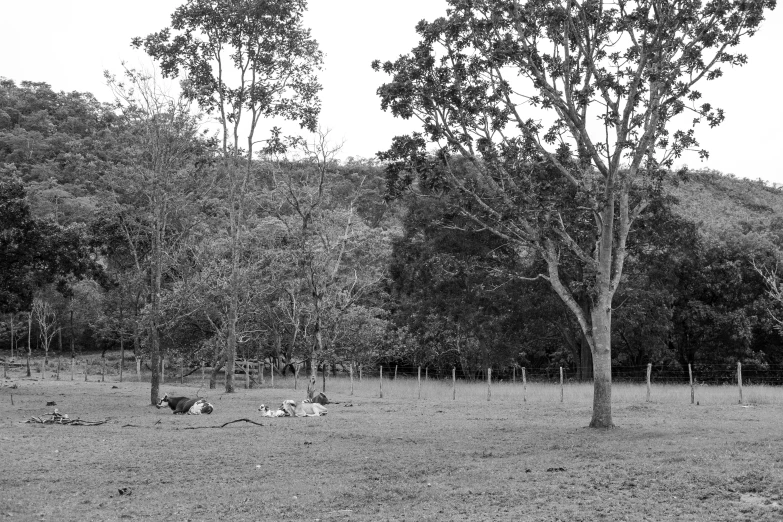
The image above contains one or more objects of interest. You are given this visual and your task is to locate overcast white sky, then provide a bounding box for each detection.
[2,1,781,184]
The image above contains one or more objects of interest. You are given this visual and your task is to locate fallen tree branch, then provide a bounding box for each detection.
[25,411,108,426]
[182,418,264,429]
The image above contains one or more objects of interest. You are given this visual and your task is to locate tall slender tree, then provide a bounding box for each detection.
[32,297,58,373]
[135,0,323,392]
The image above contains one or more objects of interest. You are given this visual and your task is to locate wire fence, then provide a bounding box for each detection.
[7,356,783,385]
[365,363,783,386]
[6,355,783,406]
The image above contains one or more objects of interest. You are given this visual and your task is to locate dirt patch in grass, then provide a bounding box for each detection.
[2,373,783,521]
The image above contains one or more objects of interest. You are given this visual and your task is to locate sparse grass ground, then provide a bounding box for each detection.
[2,358,783,521]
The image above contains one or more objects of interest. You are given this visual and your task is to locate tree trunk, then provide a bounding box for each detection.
[119,306,124,382]
[224,159,243,395]
[133,316,141,360]
[589,305,613,428]
[149,215,163,406]
[10,318,14,360]
[312,321,324,380]
[226,313,236,393]
[149,324,161,404]
[70,305,74,358]
[44,337,49,378]
[26,312,32,377]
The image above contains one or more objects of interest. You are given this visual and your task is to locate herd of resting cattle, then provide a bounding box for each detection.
[155,391,330,417]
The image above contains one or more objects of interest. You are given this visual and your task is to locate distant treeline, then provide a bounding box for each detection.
[1,78,782,380]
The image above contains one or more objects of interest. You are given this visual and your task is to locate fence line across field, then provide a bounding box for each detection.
[0,356,766,406]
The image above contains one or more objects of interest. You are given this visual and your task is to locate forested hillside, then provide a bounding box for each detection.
[387,168,783,380]
[2,78,782,384]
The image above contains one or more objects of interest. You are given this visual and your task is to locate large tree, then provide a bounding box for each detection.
[135,0,323,392]
[374,0,774,427]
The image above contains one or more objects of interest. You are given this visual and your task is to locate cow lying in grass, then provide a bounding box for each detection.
[258,404,287,417]
[258,399,327,417]
[282,399,327,417]
[157,394,214,415]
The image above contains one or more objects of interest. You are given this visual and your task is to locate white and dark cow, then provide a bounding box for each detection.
[187,399,214,415]
[157,394,213,415]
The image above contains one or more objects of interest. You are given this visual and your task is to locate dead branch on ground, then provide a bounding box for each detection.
[25,410,108,426]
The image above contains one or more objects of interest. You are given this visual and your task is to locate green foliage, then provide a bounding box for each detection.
[133,0,323,146]
[0,177,99,313]
[0,81,113,175]
[385,169,783,375]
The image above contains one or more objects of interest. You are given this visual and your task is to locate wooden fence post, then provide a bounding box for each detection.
[646,363,652,402]
[71,357,75,381]
[513,365,516,384]
[379,366,384,399]
[394,365,398,380]
[487,368,492,401]
[737,361,743,405]
[245,361,250,389]
[452,367,456,401]
[322,363,327,393]
[294,365,298,390]
[84,359,88,382]
[161,359,165,384]
[522,367,527,402]
[559,367,564,403]
[359,365,362,382]
[689,363,694,404]
[201,361,205,383]
[270,363,274,388]
[41,359,45,381]
[425,367,428,381]
[350,363,354,396]
[136,358,141,382]
[417,366,421,399]
[101,356,106,382]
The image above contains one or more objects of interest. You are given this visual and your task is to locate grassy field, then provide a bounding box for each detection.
[2,361,783,521]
